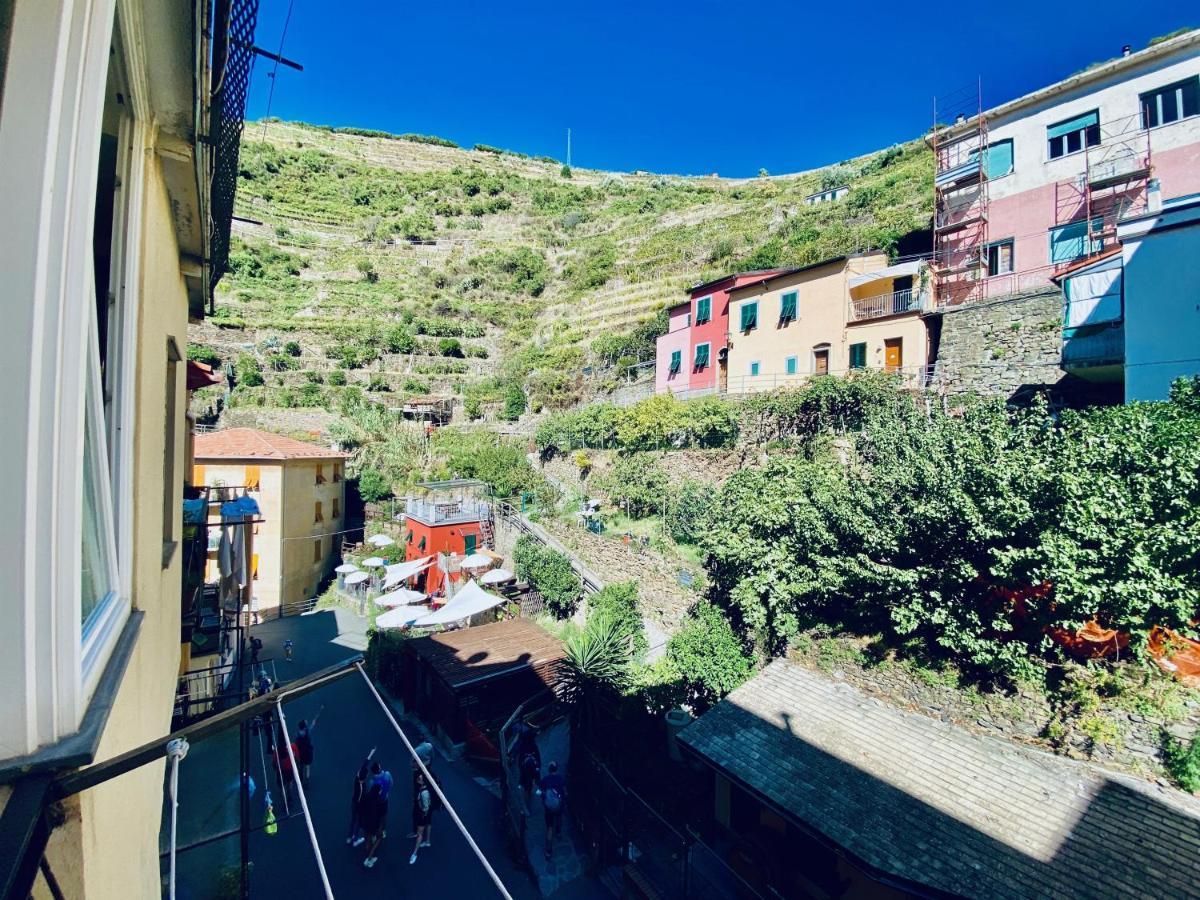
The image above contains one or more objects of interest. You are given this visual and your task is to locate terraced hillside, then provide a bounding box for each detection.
[190,120,933,430]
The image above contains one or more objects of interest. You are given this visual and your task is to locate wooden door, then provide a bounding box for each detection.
[814,349,829,375]
[884,338,902,371]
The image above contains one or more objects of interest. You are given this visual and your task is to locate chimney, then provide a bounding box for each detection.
[1122,44,1132,57]
[955,113,966,125]
[1146,177,1162,214]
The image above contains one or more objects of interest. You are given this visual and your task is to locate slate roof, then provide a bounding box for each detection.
[679,659,1200,900]
[406,619,566,689]
[194,427,347,461]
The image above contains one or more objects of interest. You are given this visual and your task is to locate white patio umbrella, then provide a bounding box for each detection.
[460,552,493,570]
[361,556,387,568]
[367,534,395,547]
[480,567,514,585]
[375,587,427,608]
[413,580,505,627]
[334,563,359,574]
[375,604,429,629]
[344,571,370,586]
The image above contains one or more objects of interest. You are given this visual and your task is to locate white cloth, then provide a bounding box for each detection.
[376,588,426,608]
[460,553,493,569]
[413,580,505,627]
[1067,267,1122,328]
[382,556,433,590]
[480,568,513,585]
[375,605,429,629]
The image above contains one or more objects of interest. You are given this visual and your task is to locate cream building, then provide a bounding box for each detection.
[0,0,258,895]
[727,252,921,392]
[194,429,349,616]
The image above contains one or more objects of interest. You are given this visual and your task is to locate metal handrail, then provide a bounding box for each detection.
[849,288,918,321]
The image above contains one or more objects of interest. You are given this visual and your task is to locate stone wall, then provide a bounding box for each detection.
[933,288,1066,399]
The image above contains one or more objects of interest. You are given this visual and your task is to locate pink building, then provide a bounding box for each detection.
[656,270,788,395]
[933,30,1200,308]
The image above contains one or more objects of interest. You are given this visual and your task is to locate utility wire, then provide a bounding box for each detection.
[259,0,297,143]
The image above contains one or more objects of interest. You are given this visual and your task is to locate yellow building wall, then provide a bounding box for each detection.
[844,315,931,376]
[279,460,345,612]
[726,253,889,392]
[63,142,188,899]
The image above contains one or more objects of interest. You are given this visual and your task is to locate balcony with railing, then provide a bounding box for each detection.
[1062,323,1124,377]
[849,288,919,321]
[404,496,491,526]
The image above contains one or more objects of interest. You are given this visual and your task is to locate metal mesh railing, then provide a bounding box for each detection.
[209,0,259,287]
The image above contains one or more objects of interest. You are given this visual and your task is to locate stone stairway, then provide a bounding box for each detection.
[518,718,588,896]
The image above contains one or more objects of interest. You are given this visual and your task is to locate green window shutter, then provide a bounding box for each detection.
[785,356,797,375]
[697,297,711,323]
[418,535,426,550]
[780,292,798,321]
[1047,111,1098,139]
[850,343,866,368]
[1050,218,1103,264]
[464,534,477,554]
[984,141,1013,178]
[750,361,760,376]
[741,302,758,331]
[669,350,681,372]
[694,344,709,367]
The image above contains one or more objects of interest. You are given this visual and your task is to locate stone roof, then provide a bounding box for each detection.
[193,427,347,461]
[679,659,1200,899]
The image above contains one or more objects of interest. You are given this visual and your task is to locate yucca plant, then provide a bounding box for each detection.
[558,611,636,737]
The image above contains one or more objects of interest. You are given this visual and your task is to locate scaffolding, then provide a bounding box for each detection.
[932,81,989,307]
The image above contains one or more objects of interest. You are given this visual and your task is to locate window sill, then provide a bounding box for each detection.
[0,611,144,783]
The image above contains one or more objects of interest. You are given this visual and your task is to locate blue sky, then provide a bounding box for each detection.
[245,2,1193,178]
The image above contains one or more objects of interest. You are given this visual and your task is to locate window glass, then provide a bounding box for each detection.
[1047,111,1099,159]
[82,385,116,629]
[986,240,1014,276]
[1141,77,1199,128]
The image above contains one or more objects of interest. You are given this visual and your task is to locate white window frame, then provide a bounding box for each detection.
[695,295,712,324]
[0,0,146,755]
[694,341,711,369]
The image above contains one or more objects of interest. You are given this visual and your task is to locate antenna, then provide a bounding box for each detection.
[567,128,572,168]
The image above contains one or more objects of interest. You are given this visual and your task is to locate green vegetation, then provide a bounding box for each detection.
[588,582,647,660]
[664,602,755,713]
[1163,730,1200,792]
[513,535,579,617]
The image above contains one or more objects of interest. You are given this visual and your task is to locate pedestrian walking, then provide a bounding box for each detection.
[362,762,393,869]
[249,635,263,666]
[537,761,567,860]
[283,639,294,662]
[409,742,435,838]
[409,772,434,865]
[347,749,375,846]
[273,742,297,804]
[295,709,322,785]
[518,746,540,811]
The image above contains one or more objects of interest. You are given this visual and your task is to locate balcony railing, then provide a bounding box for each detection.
[1063,323,1124,370]
[849,289,919,322]
[404,497,490,526]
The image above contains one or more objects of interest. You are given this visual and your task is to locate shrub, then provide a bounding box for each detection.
[666,479,714,544]
[588,582,646,660]
[188,345,221,366]
[303,370,324,384]
[513,535,579,618]
[366,375,390,392]
[356,467,391,503]
[297,382,324,406]
[327,369,347,386]
[234,353,263,387]
[355,258,378,283]
[560,164,572,179]
[438,338,464,358]
[599,453,668,519]
[500,383,526,421]
[1163,730,1200,792]
[384,325,417,354]
[666,603,754,712]
[284,340,302,357]
[402,377,430,394]
[565,239,617,290]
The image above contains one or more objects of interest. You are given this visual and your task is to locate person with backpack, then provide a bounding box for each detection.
[295,711,321,785]
[409,772,434,865]
[362,762,393,869]
[537,761,567,860]
[518,746,540,812]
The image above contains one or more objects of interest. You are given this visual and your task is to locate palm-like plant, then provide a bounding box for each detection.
[558,611,636,736]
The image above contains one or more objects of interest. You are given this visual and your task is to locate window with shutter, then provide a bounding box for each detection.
[465,534,477,555]
[314,501,323,523]
[1047,111,1099,159]
[740,302,758,332]
[332,498,340,518]
[785,356,797,375]
[313,540,321,563]
[780,292,798,323]
[694,343,710,368]
[750,361,760,376]
[1141,77,1199,129]
[669,350,681,373]
[1050,219,1103,264]
[315,464,326,485]
[849,343,867,369]
[696,296,712,323]
[244,464,260,491]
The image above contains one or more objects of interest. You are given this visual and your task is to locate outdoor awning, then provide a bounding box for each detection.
[361,556,387,568]
[460,552,493,569]
[186,360,224,391]
[334,563,359,574]
[383,556,433,590]
[480,568,514,585]
[375,604,429,629]
[376,587,427,608]
[848,259,923,289]
[413,580,506,627]
[344,571,370,586]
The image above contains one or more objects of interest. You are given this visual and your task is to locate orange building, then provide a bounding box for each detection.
[403,480,493,596]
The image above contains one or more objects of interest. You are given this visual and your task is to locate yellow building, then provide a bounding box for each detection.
[846,259,933,385]
[0,0,258,895]
[194,429,349,617]
[726,253,932,392]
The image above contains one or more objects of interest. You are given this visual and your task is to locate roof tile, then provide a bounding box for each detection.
[193,427,347,461]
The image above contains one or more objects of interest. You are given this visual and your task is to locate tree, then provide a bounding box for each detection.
[559,610,636,735]
[666,479,714,544]
[384,325,416,355]
[666,603,754,712]
[356,467,391,503]
[513,535,579,618]
[600,453,669,520]
[560,164,572,179]
[438,338,464,358]
[588,582,646,661]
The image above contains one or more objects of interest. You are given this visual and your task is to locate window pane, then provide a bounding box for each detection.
[82,380,115,628]
[1162,89,1180,125]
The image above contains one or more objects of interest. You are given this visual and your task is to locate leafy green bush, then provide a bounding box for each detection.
[297,382,324,406]
[366,375,390,392]
[513,535,579,618]
[500,383,526,421]
[598,453,668,519]
[356,467,391,503]
[588,582,646,660]
[473,247,549,296]
[384,324,417,355]
[188,345,222,366]
[234,353,264,387]
[327,369,347,386]
[438,338,464,358]
[284,340,302,357]
[355,258,378,283]
[666,603,754,712]
[666,479,715,544]
[1163,730,1200,792]
[565,238,617,290]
